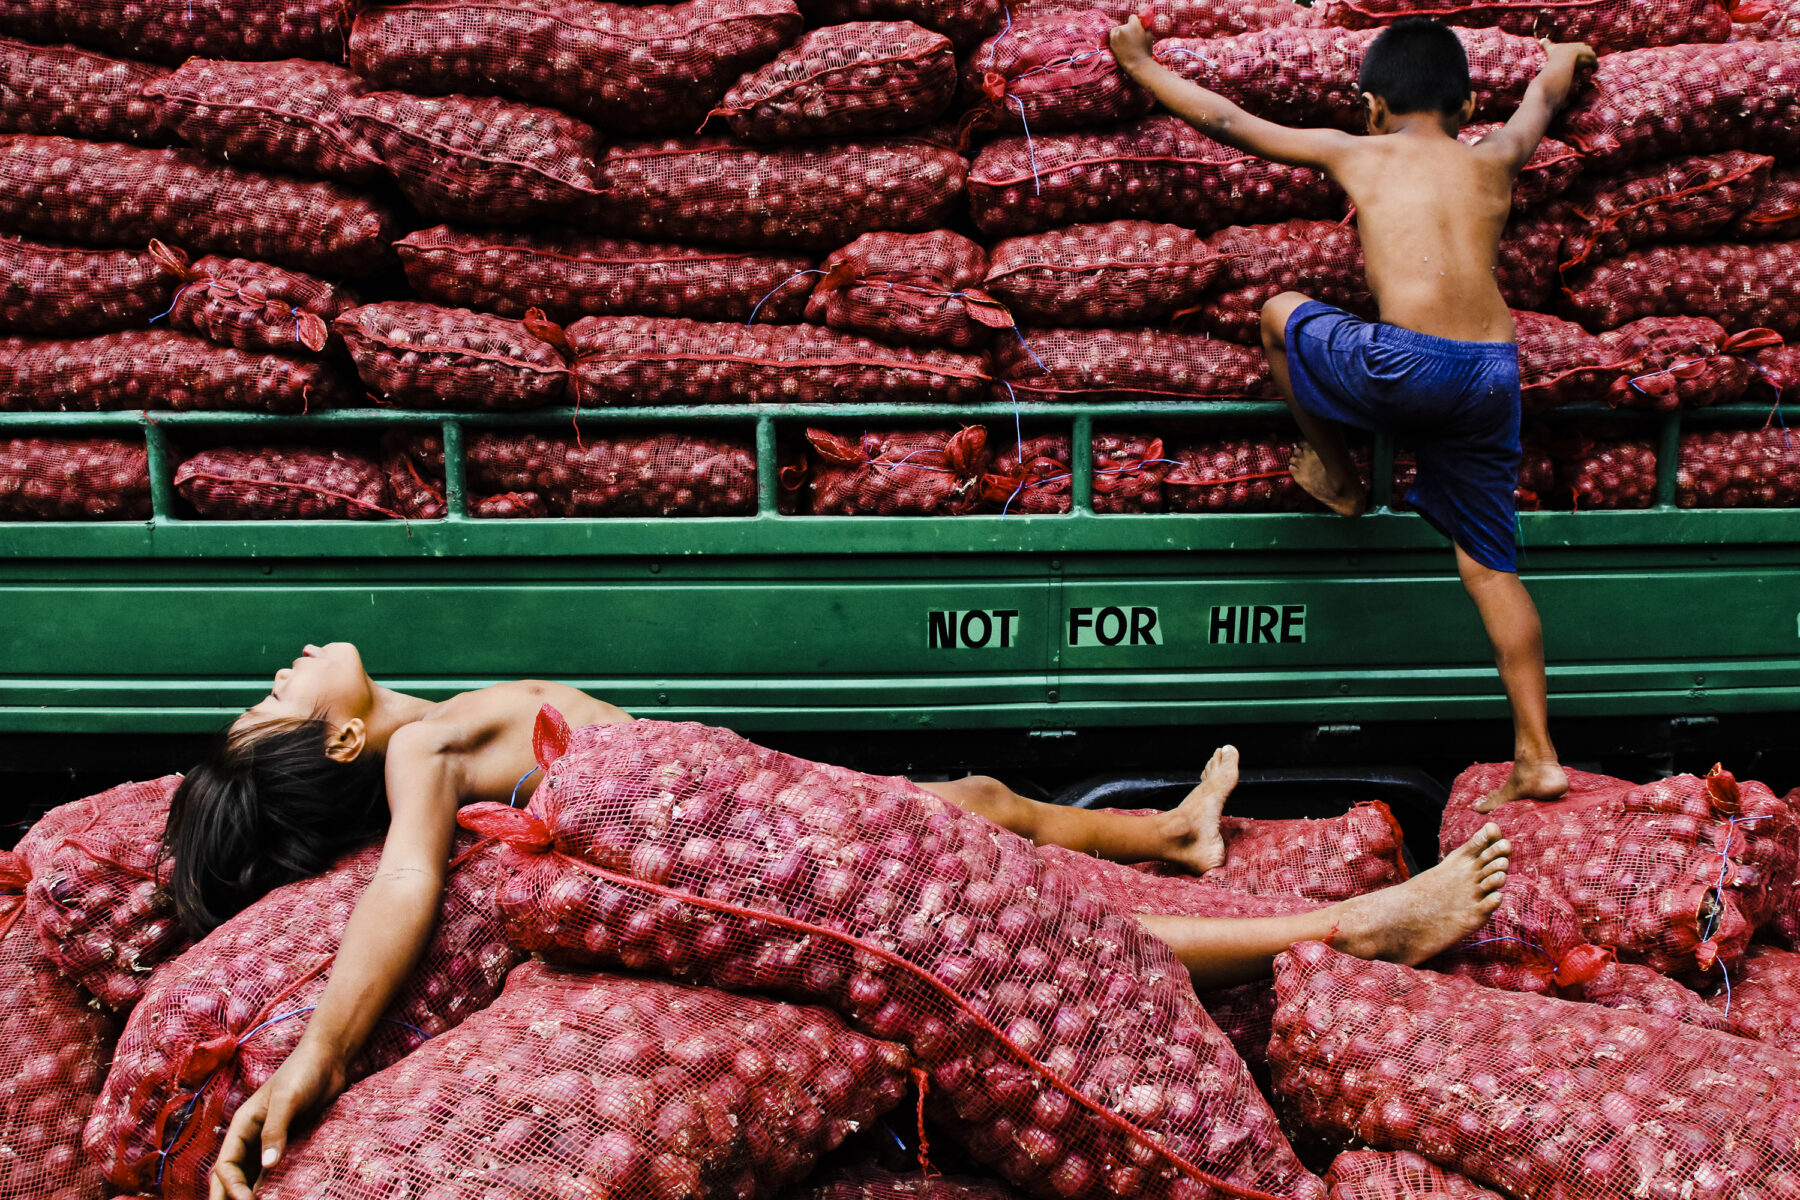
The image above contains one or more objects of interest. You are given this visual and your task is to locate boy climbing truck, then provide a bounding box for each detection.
[1109,16,1597,812]
[195,644,1511,1200]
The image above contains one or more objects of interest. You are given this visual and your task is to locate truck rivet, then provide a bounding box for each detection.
[658,692,669,705]
[649,562,661,574]
[1046,689,1059,701]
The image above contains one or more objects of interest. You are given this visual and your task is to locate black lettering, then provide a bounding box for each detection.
[1210,606,1234,644]
[1130,607,1158,646]
[995,610,1019,649]
[929,611,956,649]
[1252,605,1278,644]
[1069,607,1094,645]
[960,609,993,649]
[1096,606,1126,646]
[1281,604,1306,644]
[1238,605,1252,644]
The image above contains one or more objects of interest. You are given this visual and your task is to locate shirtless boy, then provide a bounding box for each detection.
[196,645,1510,1198]
[1110,17,1594,810]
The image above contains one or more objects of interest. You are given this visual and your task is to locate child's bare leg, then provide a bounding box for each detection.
[1455,544,1569,811]
[1262,291,1367,517]
[918,746,1239,872]
[1140,825,1510,989]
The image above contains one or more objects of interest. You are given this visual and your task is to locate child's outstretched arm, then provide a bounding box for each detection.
[1108,15,1356,171]
[1475,39,1596,174]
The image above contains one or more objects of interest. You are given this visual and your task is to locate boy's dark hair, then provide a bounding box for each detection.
[1358,18,1472,118]
[164,717,388,936]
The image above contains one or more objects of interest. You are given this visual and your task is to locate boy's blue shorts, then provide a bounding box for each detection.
[1284,300,1524,574]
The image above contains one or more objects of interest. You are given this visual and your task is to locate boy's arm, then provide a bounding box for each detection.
[1477,39,1597,174]
[1108,16,1357,171]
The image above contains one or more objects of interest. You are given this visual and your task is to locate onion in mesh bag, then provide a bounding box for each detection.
[1164,436,1306,513]
[1562,241,1800,339]
[0,236,178,336]
[1318,0,1730,53]
[0,330,358,413]
[1322,1151,1507,1200]
[960,9,1152,137]
[1511,309,1634,413]
[983,221,1223,327]
[1595,315,1776,411]
[1192,219,1370,343]
[806,230,1004,349]
[790,0,1002,51]
[0,36,168,143]
[1677,427,1800,508]
[1733,166,1800,241]
[799,426,991,514]
[158,250,359,357]
[335,301,572,411]
[174,446,400,520]
[0,0,350,63]
[146,57,380,183]
[712,20,956,142]
[0,436,149,519]
[992,327,1274,401]
[1557,151,1772,270]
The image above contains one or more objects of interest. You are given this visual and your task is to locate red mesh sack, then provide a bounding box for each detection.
[0,37,168,143]
[1495,209,1571,311]
[459,714,1327,1200]
[351,91,600,224]
[967,116,1338,239]
[1596,316,1776,411]
[1745,0,1800,38]
[335,302,572,411]
[0,330,357,413]
[175,447,400,520]
[1459,123,1582,211]
[1563,241,1800,338]
[1555,42,1800,170]
[569,316,990,406]
[978,433,1172,515]
[0,436,150,519]
[791,1166,1025,1199]
[992,328,1274,401]
[1165,436,1306,513]
[1270,940,1800,1200]
[806,230,1004,349]
[472,490,547,517]
[1440,762,1795,978]
[146,58,380,183]
[1140,0,1324,37]
[961,10,1152,138]
[1192,220,1370,344]
[1152,26,1544,131]
[258,964,910,1200]
[792,0,1001,49]
[160,251,359,357]
[983,221,1223,327]
[381,434,446,520]
[349,0,801,133]
[1322,1152,1505,1200]
[24,776,187,1009]
[87,836,520,1198]
[1558,151,1773,270]
[1201,806,1409,902]
[1707,944,1800,1052]
[1556,435,1657,508]
[1089,433,1170,513]
[1512,309,1634,413]
[1319,0,1730,52]
[712,20,957,142]
[0,137,399,277]
[1677,427,1800,507]
[10,0,350,64]
[800,426,991,514]
[1033,844,1326,921]
[0,237,178,335]
[1570,958,1744,1035]
[589,135,968,250]
[1756,344,1800,402]
[1734,166,1800,241]
[395,227,814,326]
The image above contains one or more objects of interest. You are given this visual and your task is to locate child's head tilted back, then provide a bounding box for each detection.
[1357,18,1474,133]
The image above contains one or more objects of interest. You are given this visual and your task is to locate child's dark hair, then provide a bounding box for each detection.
[164,717,388,936]
[1358,18,1472,118]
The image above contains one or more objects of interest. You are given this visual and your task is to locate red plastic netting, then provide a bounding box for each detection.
[458,713,1325,1200]
[1512,309,1634,413]
[1677,427,1800,507]
[1322,1151,1505,1200]
[797,426,991,514]
[175,446,399,520]
[569,316,991,406]
[961,9,1151,138]
[0,36,167,143]
[1152,26,1543,132]
[88,835,520,1197]
[1572,959,1743,1035]
[983,221,1223,327]
[336,301,572,411]
[350,0,801,133]
[1459,123,1582,211]
[1743,0,1800,38]
[806,230,1004,349]
[1595,316,1775,411]
[1164,436,1306,513]
[1439,762,1795,979]
[1496,209,1572,311]
[161,252,358,357]
[0,855,120,1200]
[1140,0,1324,38]
[1319,0,1730,53]
[147,58,380,183]
[351,91,601,225]
[1563,241,1800,338]
[992,328,1274,401]
[0,0,350,63]
[589,135,968,250]
[0,330,358,413]
[24,776,187,1010]
[978,432,1171,514]
[1557,151,1773,271]
[1735,166,1800,241]
[0,436,149,519]
[1708,944,1800,1052]
[1554,42,1800,170]
[259,963,911,1200]
[473,490,546,517]
[1086,434,1170,513]
[1270,939,1800,1199]
[1756,344,1800,402]
[967,116,1338,239]
[1191,219,1369,344]
[1556,435,1657,508]
[713,20,956,142]
[1035,845,1326,922]
[381,433,446,520]
[790,1166,1026,1199]
[0,137,399,277]
[0,236,178,335]
[792,0,1001,50]
[395,227,814,326]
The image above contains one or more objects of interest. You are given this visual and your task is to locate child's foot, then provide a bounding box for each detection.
[1475,758,1570,812]
[1289,445,1367,516]
[1158,745,1238,874]
[1332,825,1510,966]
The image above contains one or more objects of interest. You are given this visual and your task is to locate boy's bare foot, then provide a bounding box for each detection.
[1289,445,1367,516]
[1158,745,1238,874]
[1475,758,1570,812]
[1332,824,1509,966]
